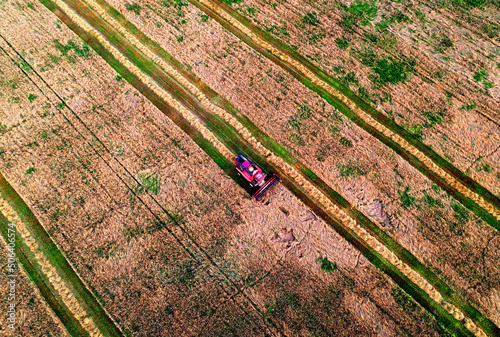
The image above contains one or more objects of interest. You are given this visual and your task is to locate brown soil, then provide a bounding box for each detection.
[0,1,448,335]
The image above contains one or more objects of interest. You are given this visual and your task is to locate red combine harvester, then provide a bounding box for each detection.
[234,152,280,201]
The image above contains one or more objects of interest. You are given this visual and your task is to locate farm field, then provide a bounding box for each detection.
[79,0,500,329]
[0,0,499,336]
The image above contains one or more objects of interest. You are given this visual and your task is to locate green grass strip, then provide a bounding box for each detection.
[38,0,496,335]
[186,0,500,233]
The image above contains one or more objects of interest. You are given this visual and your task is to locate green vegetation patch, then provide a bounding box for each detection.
[265,25,289,37]
[460,102,476,111]
[308,32,326,45]
[398,186,415,208]
[125,2,141,14]
[353,50,415,85]
[422,109,446,127]
[161,0,188,9]
[318,256,338,273]
[473,69,488,82]
[1,79,18,89]
[339,136,352,146]
[355,48,378,67]
[302,12,320,26]
[477,164,491,173]
[451,0,490,9]
[473,69,494,89]
[339,71,358,87]
[451,203,470,224]
[25,166,36,175]
[296,101,312,119]
[53,39,92,58]
[372,57,415,85]
[335,38,350,50]
[437,36,454,52]
[27,93,37,102]
[222,0,242,5]
[341,1,378,26]
[19,59,31,71]
[338,162,366,177]
[7,96,20,104]
[134,173,161,195]
[385,10,411,24]
[422,192,443,208]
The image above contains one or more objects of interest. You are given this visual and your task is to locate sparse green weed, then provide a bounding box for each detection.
[25,166,36,174]
[125,3,141,14]
[398,186,415,208]
[338,163,366,177]
[302,12,320,26]
[318,256,337,273]
[134,173,161,195]
[335,38,350,50]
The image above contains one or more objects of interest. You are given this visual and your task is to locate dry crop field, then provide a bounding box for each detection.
[227,0,500,191]
[0,0,499,336]
[98,0,500,327]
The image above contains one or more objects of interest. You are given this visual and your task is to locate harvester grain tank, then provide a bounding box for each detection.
[234,152,280,201]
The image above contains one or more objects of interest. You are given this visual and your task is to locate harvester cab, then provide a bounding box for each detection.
[234,152,280,201]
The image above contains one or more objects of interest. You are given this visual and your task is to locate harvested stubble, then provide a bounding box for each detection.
[194,0,500,224]
[57,0,487,335]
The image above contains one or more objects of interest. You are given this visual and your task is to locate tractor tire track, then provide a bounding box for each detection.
[185,0,500,232]
[39,0,498,335]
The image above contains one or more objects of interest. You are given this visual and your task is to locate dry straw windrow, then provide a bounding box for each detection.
[0,198,102,337]
[47,0,486,336]
[48,0,235,161]
[196,0,500,223]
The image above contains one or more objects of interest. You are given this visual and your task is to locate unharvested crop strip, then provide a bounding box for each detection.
[41,0,493,335]
[186,0,500,231]
[70,1,500,335]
